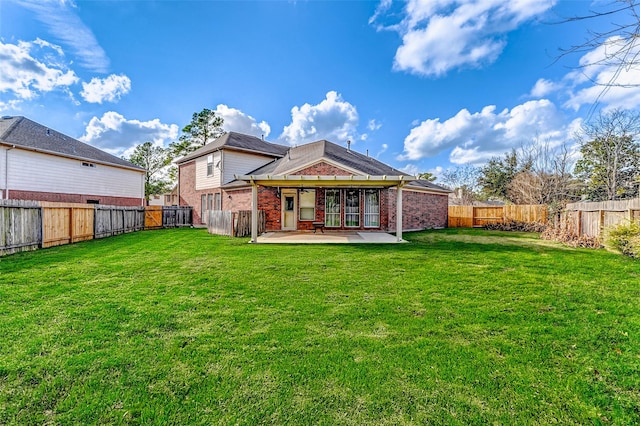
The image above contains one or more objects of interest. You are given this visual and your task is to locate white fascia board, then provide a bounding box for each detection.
[234,174,417,187]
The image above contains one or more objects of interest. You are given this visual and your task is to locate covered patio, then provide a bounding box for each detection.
[256,231,405,244]
[235,174,416,243]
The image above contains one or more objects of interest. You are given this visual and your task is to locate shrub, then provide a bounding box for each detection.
[540,221,602,249]
[484,220,547,233]
[605,222,640,258]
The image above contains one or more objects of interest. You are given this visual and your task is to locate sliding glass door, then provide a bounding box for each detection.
[345,190,360,227]
[325,189,340,227]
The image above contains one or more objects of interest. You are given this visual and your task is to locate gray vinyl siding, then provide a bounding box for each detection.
[6,148,143,198]
[195,151,222,190]
[222,151,275,185]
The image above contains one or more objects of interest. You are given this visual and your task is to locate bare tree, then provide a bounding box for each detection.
[507,141,578,206]
[441,165,481,205]
[558,0,640,110]
[574,109,640,200]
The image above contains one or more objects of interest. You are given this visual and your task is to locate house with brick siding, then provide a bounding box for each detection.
[1,116,145,206]
[177,131,450,241]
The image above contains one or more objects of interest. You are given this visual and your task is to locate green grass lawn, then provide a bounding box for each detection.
[1,228,639,425]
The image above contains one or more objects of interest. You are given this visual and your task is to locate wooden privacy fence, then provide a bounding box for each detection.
[41,202,95,247]
[1,200,193,256]
[448,204,548,228]
[207,210,266,237]
[0,199,42,256]
[561,198,640,238]
[95,205,145,239]
[163,206,193,228]
[145,206,193,230]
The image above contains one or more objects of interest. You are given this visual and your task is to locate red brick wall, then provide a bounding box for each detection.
[258,187,281,231]
[257,187,393,231]
[178,159,448,231]
[387,189,448,231]
[225,189,251,211]
[292,162,354,176]
[178,161,197,209]
[178,161,255,224]
[6,190,142,206]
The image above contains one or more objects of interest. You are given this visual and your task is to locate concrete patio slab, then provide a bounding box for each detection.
[255,231,404,244]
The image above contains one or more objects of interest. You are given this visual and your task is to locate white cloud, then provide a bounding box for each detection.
[80,74,131,104]
[278,91,359,145]
[80,111,179,156]
[529,78,561,98]
[0,39,79,101]
[14,0,109,73]
[214,104,271,138]
[400,99,570,164]
[429,165,445,178]
[563,36,640,111]
[376,143,388,158]
[371,0,556,77]
[400,163,420,176]
[367,119,382,131]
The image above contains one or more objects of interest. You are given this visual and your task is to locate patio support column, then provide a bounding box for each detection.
[396,183,403,242]
[251,181,258,243]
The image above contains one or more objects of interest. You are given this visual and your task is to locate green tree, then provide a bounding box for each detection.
[418,172,437,182]
[170,108,225,159]
[575,109,640,201]
[126,142,172,204]
[479,149,520,200]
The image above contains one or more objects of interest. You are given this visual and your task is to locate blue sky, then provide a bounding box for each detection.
[2,0,639,178]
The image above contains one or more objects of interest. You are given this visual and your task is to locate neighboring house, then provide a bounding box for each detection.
[148,186,179,206]
[177,132,450,239]
[0,116,145,206]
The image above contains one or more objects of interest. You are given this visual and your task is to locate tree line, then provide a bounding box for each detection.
[439,109,640,208]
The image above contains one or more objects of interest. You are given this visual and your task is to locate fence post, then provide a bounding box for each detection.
[599,209,605,237]
[576,210,582,237]
[69,207,74,244]
[232,212,236,237]
[40,206,45,248]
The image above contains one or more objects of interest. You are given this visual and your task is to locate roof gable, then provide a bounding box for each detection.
[0,116,143,171]
[248,139,409,176]
[290,160,357,176]
[176,131,289,163]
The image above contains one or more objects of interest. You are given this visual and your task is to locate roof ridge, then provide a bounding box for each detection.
[0,116,24,141]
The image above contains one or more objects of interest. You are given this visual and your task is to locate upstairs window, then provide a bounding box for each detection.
[206,155,214,176]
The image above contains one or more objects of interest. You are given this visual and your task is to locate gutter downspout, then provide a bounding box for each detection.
[4,145,15,200]
[177,164,180,206]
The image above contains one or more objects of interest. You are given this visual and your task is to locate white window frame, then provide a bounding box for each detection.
[344,189,360,228]
[201,194,206,224]
[364,189,380,228]
[325,189,341,227]
[298,189,316,221]
[207,154,214,176]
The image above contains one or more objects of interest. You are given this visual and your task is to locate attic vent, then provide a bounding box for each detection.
[82,162,96,168]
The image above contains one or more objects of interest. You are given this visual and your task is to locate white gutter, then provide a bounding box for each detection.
[3,145,15,199]
[234,174,417,186]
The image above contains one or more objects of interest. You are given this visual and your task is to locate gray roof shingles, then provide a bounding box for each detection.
[0,116,144,171]
[176,131,289,163]
[232,138,451,193]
